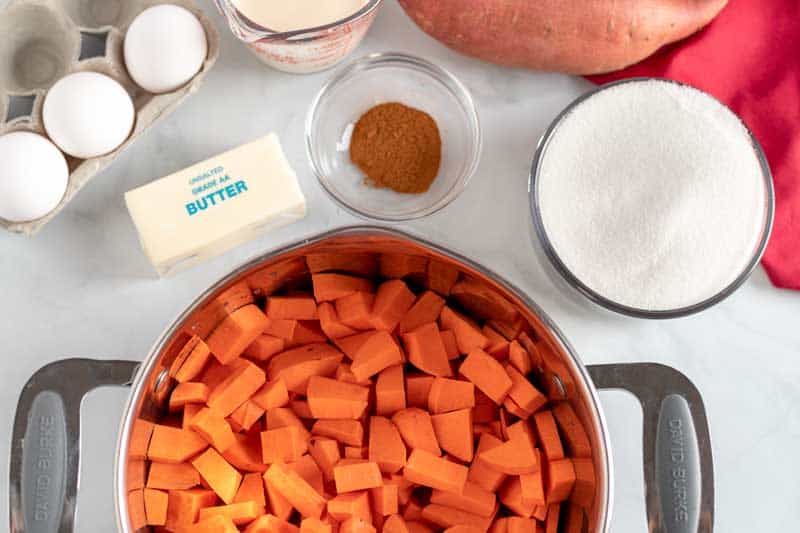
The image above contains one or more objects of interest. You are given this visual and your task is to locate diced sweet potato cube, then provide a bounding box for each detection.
[551,403,592,458]
[459,349,513,405]
[309,437,341,482]
[267,344,343,394]
[371,484,399,516]
[376,365,406,416]
[533,410,565,461]
[350,330,405,382]
[368,416,407,474]
[506,366,547,417]
[229,400,265,433]
[334,461,383,493]
[508,341,532,375]
[371,280,416,331]
[164,489,217,530]
[545,504,560,533]
[190,407,236,453]
[170,336,213,383]
[392,408,441,456]
[311,419,364,447]
[191,448,242,504]
[439,307,488,354]
[148,424,208,464]
[328,490,372,522]
[403,323,451,377]
[207,305,270,364]
[208,360,266,417]
[478,428,539,475]
[313,273,374,302]
[307,375,370,419]
[545,458,576,503]
[266,407,311,439]
[468,433,508,492]
[450,278,519,323]
[223,433,267,473]
[244,335,285,362]
[425,260,459,296]
[428,377,475,414]
[267,296,319,320]
[482,326,510,360]
[146,462,200,490]
[340,517,377,533]
[403,449,468,494]
[264,475,294,521]
[336,291,375,330]
[261,425,309,463]
[318,302,359,339]
[287,454,325,495]
[398,291,446,335]
[234,472,266,507]
[183,514,238,532]
[264,463,326,519]
[198,501,262,525]
[431,408,474,462]
[130,419,154,460]
[143,488,169,526]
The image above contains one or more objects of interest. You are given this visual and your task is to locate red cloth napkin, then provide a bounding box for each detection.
[589,0,800,290]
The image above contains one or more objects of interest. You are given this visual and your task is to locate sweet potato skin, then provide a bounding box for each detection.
[397,0,728,74]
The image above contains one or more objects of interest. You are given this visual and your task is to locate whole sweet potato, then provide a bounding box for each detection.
[398,0,728,74]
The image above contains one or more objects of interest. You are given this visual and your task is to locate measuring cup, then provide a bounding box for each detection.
[214,0,383,74]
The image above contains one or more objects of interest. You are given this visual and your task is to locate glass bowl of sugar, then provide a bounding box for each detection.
[529,78,774,319]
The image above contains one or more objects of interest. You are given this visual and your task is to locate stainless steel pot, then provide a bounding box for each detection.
[9,226,714,532]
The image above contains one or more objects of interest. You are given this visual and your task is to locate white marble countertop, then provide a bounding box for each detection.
[1,1,798,531]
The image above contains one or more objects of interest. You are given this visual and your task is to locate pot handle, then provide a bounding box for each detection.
[587,363,714,533]
[9,358,140,533]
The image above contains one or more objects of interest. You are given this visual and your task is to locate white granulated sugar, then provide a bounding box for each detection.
[537,80,767,311]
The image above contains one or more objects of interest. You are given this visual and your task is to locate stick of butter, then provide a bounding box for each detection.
[125,133,306,276]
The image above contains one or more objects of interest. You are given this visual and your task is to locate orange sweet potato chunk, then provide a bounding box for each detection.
[267,295,319,320]
[312,273,374,302]
[309,437,341,483]
[311,419,364,447]
[164,489,218,530]
[264,463,326,519]
[428,377,475,414]
[129,419,154,460]
[368,416,407,474]
[170,336,213,383]
[402,323,451,377]
[191,448,243,504]
[376,365,406,416]
[478,429,539,475]
[318,302,359,339]
[267,343,343,394]
[349,330,405,382]
[143,488,168,526]
[307,375,370,419]
[545,458,576,503]
[469,433,507,492]
[146,462,200,490]
[223,433,267,473]
[327,490,372,522]
[426,260,460,296]
[147,424,208,464]
[397,291,446,335]
[380,254,428,280]
[459,349,513,405]
[244,334,285,362]
[207,304,270,365]
[245,514,300,533]
[261,425,309,463]
[190,407,236,453]
[439,307,489,355]
[334,461,383,493]
[371,280,416,331]
[207,360,266,417]
[570,457,595,508]
[234,472,266,507]
[405,374,434,409]
[403,449,468,494]
[552,403,592,458]
[392,408,441,456]
[198,501,263,525]
[431,408,474,462]
[306,252,379,277]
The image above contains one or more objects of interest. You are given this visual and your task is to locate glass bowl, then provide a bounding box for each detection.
[528,78,775,319]
[306,52,482,221]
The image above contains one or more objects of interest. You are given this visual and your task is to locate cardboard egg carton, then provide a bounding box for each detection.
[0,0,219,235]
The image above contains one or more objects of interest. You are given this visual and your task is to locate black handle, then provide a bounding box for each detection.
[9,359,139,533]
[588,363,714,533]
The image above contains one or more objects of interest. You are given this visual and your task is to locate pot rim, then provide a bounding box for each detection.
[113,225,614,532]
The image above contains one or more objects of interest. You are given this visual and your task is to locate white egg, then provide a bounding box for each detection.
[124,5,208,94]
[0,131,69,222]
[43,72,135,159]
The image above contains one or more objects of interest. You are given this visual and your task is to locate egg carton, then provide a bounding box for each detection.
[0,0,219,235]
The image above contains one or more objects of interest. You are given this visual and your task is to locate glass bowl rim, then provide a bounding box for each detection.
[305,51,483,222]
[528,77,776,320]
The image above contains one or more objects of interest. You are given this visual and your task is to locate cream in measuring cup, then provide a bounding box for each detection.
[232,0,368,31]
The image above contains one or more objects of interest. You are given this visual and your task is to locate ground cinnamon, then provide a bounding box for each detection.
[349,102,441,194]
